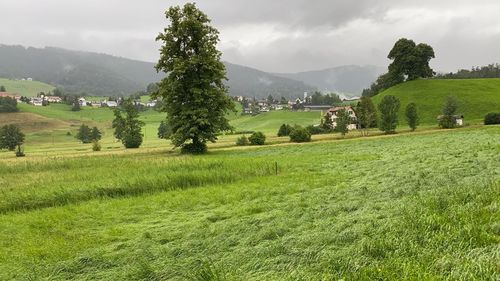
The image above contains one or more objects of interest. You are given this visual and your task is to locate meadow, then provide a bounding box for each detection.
[0,126,498,280]
[0,78,54,96]
[373,78,500,124]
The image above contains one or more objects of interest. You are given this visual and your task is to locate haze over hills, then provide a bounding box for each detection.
[275,65,385,98]
[0,44,380,98]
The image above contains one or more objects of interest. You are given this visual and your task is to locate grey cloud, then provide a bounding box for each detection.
[0,0,499,73]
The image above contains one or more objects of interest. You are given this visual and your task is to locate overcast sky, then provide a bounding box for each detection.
[1,0,499,73]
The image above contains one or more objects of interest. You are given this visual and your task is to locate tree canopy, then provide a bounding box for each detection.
[0,124,25,151]
[154,3,234,154]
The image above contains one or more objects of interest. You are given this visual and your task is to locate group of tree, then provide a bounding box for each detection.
[112,98,144,148]
[0,97,19,113]
[436,63,500,79]
[75,125,102,144]
[0,124,25,157]
[363,38,435,97]
[307,92,342,105]
[235,131,267,146]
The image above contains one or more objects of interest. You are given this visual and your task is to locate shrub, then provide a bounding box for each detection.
[405,103,419,131]
[289,125,311,142]
[249,132,266,145]
[306,125,329,135]
[484,113,500,125]
[92,140,101,151]
[15,145,25,157]
[277,124,293,137]
[181,142,207,154]
[439,96,459,129]
[236,135,249,146]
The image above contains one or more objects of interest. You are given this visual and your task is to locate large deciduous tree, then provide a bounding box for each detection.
[0,124,25,151]
[154,3,234,154]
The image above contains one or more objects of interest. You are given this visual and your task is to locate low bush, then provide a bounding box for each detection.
[277,124,293,137]
[484,112,500,125]
[289,125,312,143]
[236,135,249,146]
[306,125,330,135]
[181,142,208,154]
[249,132,266,145]
[92,141,102,151]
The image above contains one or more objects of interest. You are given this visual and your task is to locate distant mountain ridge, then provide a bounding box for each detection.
[0,44,381,98]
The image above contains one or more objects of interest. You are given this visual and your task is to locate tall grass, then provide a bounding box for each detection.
[0,155,275,213]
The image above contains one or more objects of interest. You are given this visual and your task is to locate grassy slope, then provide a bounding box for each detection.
[373,79,500,124]
[0,78,55,96]
[0,126,498,280]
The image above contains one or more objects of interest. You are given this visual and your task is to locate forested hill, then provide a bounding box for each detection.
[0,45,317,98]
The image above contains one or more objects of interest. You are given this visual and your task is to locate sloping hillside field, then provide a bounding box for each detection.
[0,126,498,280]
[373,78,500,124]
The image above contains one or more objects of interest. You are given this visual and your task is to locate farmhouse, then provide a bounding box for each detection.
[105,101,118,107]
[78,98,88,107]
[325,106,357,130]
[31,97,44,106]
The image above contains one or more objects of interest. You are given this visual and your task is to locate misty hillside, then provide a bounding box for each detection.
[275,65,385,98]
[0,45,317,98]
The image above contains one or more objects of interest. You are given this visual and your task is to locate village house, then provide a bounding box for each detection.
[146,101,157,107]
[243,108,253,114]
[325,106,358,130]
[90,101,103,107]
[0,92,21,102]
[31,97,44,106]
[78,98,88,107]
[105,100,118,107]
[45,96,62,103]
[271,104,284,110]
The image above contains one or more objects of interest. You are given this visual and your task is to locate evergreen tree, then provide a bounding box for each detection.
[439,96,459,129]
[90,127,102,141]
[356,96,377,135]
[378,95,400,134]
[76,124,92,143]
[405,103,419,131]
[0,124,25,151]
[154,3,234,154]
[112,98,144,148]
[335,109,351,136]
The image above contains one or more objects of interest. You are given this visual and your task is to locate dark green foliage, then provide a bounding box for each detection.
[76,125,92,143]
[0,124,25,151]
[356,96,377,135]
[289,125,311,142]
[71,98,81,111]
[484,112,500,125]
[306,125,330,135]
[309,91,342,105]
[248,132,266,145]
[235,135,249,146]
[0,85,5,91]
[378,95,400,133]
[112,99,144,148]
[0,97,18,113]
[362,38,435,97]
[92,140,101,152]
[90,127,102,142]
[439,96,459,129]
[180,142,207,154]
[436,63,500,79]
[321,113,334,130]
[405,103,419,131]
[157,121,171,139]
[335,109,351,136]
[277,124,293,137]
[154,3,234,154]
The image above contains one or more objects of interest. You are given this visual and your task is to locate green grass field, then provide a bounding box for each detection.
[0,78,55,96]
[373,78,500,124]
[0,126,498,280]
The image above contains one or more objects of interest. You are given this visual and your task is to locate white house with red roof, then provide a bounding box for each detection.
[325,105,358,130]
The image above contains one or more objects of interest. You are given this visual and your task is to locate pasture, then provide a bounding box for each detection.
[0,126,498,280]
[0,78,55,96]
